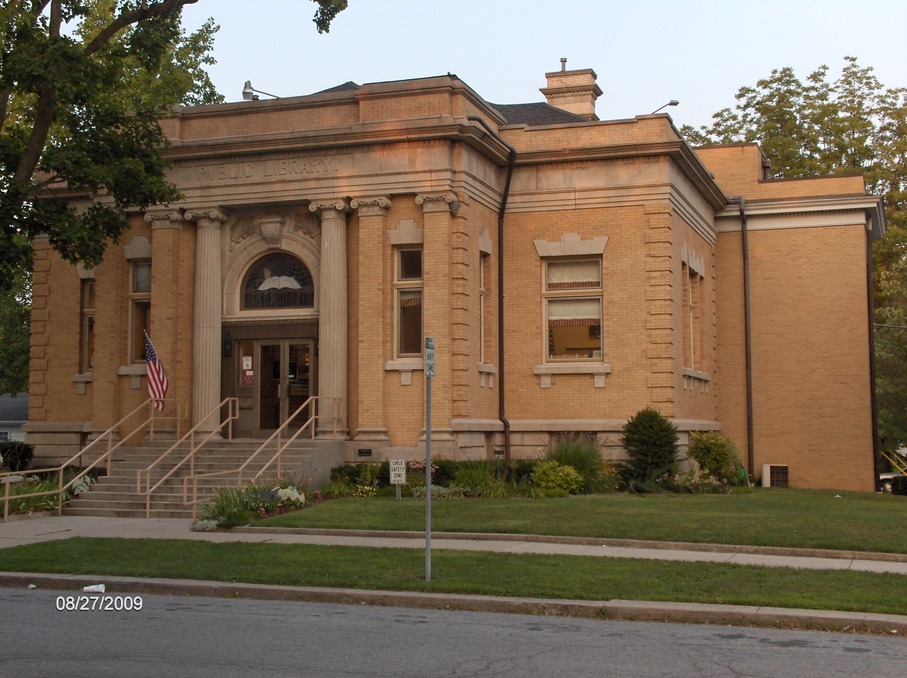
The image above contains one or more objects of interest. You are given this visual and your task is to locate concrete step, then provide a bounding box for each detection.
[65,437,323,518]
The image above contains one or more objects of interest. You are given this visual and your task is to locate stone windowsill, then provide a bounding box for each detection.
[118,364,147,390]
[683,368,710,382]
[385,357,424,386]
[72,373,93,395]
[533,362,612,388]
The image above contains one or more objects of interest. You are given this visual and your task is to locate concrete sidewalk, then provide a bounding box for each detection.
[3,515,907,574]
[2,514,907,634]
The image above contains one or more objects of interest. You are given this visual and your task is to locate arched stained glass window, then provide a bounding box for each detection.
[242,253,314,309]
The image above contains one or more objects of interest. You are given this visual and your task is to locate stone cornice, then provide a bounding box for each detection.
[511,140,726,210]
[164,117,514,166]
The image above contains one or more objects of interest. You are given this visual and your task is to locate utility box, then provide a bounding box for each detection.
[761,464,789,488]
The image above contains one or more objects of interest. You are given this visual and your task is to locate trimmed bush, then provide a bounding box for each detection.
[545,435,607,493]
[688,432,743,484]
[0,441,33,472]
[621,407,679,485]
[531,461,584,494]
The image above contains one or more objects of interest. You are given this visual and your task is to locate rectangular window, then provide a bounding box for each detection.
[80,280,95,373]
[544,259,602,361]
[682,262,704,371]
[396,248,423,357]
[130,261,151,362]
[479,253,489,364]
[0,431,9,441]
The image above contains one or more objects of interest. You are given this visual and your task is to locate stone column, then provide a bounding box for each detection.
[350,196,392,443]
[185,208,228,430]
[416,193,459,450]
[310,199,350,438]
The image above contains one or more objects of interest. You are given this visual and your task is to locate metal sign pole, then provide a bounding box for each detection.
[425,337,435,583]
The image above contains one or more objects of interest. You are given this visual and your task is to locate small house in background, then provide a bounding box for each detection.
[0,393,28,443]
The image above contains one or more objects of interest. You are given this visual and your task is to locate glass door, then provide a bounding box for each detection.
[255,340,313,435]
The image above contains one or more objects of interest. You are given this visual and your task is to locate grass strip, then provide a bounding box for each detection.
[261,491,907,554]
[1,537,906,615]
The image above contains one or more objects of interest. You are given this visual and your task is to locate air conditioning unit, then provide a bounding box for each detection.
[761,464,789,488]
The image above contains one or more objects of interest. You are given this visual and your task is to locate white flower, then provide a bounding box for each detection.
[275,486,304,506]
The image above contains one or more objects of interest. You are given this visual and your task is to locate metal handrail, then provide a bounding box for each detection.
[136,398,239,518]
[184,396,340,519]
[881,450,907,476]
[1,398,184,522]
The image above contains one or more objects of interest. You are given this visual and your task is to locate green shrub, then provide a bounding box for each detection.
[321,479,358,498]
[199,487,255,528]
[508,459,537,485]
[0,441,33,472]
[621,407,679,485]
[541,487,570,498]
[545,435,607,493]
[530,461,584,494]
[688,432,743,484]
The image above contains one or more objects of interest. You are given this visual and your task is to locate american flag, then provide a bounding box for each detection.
[143,331,169,411]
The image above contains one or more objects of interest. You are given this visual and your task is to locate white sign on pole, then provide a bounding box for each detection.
[389,459,407,485]
[425,337,435,378]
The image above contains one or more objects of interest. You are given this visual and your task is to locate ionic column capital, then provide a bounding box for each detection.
[416,192,459,215]
[185,208,230,225]
[144,209,185,230]
[309,199,350,216]
[350,196,392,217]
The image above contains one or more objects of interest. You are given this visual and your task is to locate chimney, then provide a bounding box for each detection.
[540,58,601,121]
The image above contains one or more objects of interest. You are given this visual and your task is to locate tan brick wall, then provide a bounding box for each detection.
[696,145,866,200]
[716,223,875,491]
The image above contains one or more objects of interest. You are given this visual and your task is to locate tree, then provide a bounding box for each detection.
[0,0,348,295]
[682,57,907,449]
[621,407,679,485]
[0,260,30,396]
[0,0,347,396]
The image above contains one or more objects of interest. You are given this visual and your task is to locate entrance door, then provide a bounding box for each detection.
[255,340,313,434]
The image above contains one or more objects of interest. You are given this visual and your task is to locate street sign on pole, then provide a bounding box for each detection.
[425,338,435,378]
[425,336,434,582]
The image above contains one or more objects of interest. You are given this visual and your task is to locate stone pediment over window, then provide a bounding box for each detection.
[534,232,608,257]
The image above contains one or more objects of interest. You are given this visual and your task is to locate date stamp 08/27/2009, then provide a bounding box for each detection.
[55,595,143,612]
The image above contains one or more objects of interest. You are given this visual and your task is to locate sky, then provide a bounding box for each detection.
[180,0,907,131]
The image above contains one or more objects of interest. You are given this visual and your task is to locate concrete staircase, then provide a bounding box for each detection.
[63,440,315,519]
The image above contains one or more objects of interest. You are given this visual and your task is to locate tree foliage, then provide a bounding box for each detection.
[0,0,347,395]
[621,407,679,484]
[682,57,907,449]
[0,0,348,295]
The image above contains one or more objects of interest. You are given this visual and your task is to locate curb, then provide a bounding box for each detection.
[2,572,905,636]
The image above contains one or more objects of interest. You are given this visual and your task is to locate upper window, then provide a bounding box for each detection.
[396,248,423,357]
[242,254,314,310]
[682,262,704,371]
[129,261,151,363]
[544,259,602,361]
[80,280,95,373]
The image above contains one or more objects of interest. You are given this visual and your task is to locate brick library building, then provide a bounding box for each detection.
[26,64,885,492]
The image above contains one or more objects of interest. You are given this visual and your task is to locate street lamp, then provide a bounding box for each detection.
[651,99,680,114]
[242,81,279,101]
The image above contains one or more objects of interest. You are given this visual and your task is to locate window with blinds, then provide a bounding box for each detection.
[544,259,602,361]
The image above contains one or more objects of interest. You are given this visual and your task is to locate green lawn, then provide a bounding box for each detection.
[260,489,907,554]
[1,537,906,616]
